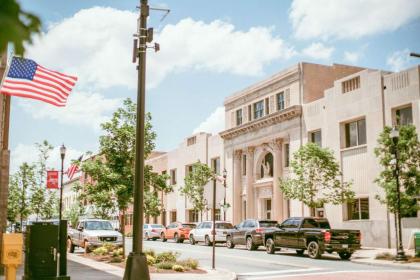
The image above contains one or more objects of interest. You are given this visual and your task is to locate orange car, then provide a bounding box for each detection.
[161,222,196,243]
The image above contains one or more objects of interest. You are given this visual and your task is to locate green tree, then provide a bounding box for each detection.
[374,125,420,217]
[0,0,41,55]
[30,141,53,221]
[144,166,173,220]
[80,98,170,256]
[41,190,59,220]
[8,162,36,231]
[7,176,21,231]
[279,143,354,214]
[64,201,84,228]
[180,161,214,220]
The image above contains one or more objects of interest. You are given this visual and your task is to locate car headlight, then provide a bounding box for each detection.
[117,235,123,241]
[87,236,98,242]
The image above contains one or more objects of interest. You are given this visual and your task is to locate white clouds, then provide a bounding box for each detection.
[290,0,420,40]
[386,49,414,71]
[11,143,84,174]
[302,42,334,60]
[193,106,225,135]
[149,18,296,87]
[343,51,360,64]
[18,90,121,131]
[27,8,295,91]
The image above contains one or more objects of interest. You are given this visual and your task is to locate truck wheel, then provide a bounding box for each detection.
[205,235,212,246]
[144,233,150,240]
[226,236,235,249]
[174,233,179,243]
[265,238,275,254]
[84,241,91,253]
[161,232,167,242]
[189,235,196,245]
[296,249,304,256]
[246,236,257,251]
[67,238,75,253]
[307,241,321,259]
[339,252,352,260]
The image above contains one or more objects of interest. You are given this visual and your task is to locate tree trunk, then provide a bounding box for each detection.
[121,209,126,258]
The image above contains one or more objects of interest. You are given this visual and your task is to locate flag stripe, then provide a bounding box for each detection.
[0,90,65,107]
[4,79,68,100]
[38,65,78,81]
[1,85,67,104]
[37,67,77,86]
[35,73,73,91]
[32,76,71,95]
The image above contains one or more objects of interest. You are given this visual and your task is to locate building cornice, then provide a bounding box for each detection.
[219,105,302,140]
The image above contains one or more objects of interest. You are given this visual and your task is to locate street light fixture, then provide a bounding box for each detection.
[58,144,66,276]
[390,127,408,261]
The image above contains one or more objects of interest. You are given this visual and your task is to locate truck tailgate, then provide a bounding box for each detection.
[329,229,361,245]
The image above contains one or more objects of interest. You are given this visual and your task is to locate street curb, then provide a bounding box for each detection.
[201,267,238,280]
[351,259,420,270]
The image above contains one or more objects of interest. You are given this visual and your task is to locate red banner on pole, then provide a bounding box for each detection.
[47,170,59,189]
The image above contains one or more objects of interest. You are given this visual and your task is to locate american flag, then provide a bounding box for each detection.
[66,155,83,180]
[0,57,77,107]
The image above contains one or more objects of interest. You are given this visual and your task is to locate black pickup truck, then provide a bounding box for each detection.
[263,217,361,260]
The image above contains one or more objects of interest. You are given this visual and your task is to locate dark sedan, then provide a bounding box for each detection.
[226,219,278,250]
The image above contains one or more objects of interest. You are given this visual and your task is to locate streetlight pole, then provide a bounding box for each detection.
[58,144,66,276]
[212,176,216,270]
[124,0,150,279]
[223,168,227,221]
[390,127,408,261]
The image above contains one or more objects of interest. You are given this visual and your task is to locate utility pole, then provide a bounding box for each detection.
[124,0,150,279]
[212,177,216,269]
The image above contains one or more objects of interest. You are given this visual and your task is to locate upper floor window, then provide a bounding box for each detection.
[253,100,264,120]
[284,143,290,167]
[265,98,270,115]
[347,197,369,220]
[170,169,177,185]
[395,106,413,126]
[342,76,360,93]
[236,109,243,126]
[277,92,285,111]
[185,165,193,176]
[187,136,196,146]
[211,157,220,175]
[344,118,366,148]
[309,130,322,146]
[242,154,247,175]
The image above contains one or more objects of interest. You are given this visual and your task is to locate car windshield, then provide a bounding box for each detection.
[182,224,196,228]
[85,221,113,230]
[259,221,278,228]
[151,224,163,228]
[215,223,233,229]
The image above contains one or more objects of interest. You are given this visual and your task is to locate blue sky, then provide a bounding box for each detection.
[9,0,420,172]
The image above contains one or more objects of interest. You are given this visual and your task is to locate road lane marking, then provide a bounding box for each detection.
[237,268,323,276]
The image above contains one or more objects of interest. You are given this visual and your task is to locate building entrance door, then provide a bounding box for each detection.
[264,199,272,219]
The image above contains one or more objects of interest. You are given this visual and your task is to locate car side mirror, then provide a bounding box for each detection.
[115,228,119,231]
[78,226,84,231]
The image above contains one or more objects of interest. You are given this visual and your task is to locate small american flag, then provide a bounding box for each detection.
[0,57,77,107]
[66,155,83,180]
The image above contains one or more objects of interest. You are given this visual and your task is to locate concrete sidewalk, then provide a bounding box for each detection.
[68,253,237,280]
[351,247,420,270]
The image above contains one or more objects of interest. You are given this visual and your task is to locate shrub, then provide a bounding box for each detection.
[111,248,123,257]
[92,247,108,256]
[172,264,185,272]
[155,251,179,263]
[110,256,123,263]
[102,242,117,252]
[144,249,156,258]
[146,255,156,265]
[177,258,198,270]
[375,252,394,260]
[155,262,175,270]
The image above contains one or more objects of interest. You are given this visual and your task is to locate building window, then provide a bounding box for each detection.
[253,100,264,119]
[248,105,252,121]
[310,130,322,146]
[242,154,247,175]
[284,143,290,167]
[395,106,413,126]
[187,136,196,146]
[347,198,369,220]
[265,98,270,115]
[344,118,366,148]
[342,76,360,93]
[170,211,177,223]
[265,199,272,219]
[243,201,247,219]
[188,210,199,222]
[211,157,220,175]
[277,92,285,111]
[214,209,221,221]
[185,165,193,176]
[236,109,243,126]
[170,169,177,185]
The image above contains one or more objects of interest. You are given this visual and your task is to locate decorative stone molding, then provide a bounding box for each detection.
[245,146,255,155]
[234,149,242,160]
[220,105,302,140]
[270,138,283,151]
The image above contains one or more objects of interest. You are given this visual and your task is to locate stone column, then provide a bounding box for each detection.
[233,150,242,225]
[246,147,255,219]
[271,139,284,222]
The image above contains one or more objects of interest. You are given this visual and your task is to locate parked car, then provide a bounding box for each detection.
[189,221,233,246]
[143,224,165,241]
[263,217,361,259]
[67,219,123,253]
[226,219,278,250]
[161,222,196,243]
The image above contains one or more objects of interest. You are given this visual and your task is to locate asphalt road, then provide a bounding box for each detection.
[125,238,420,280]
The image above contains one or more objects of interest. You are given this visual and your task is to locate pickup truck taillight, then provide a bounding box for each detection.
[255,228,264,233]
[357,232,361,242]
[324,231,331,243]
